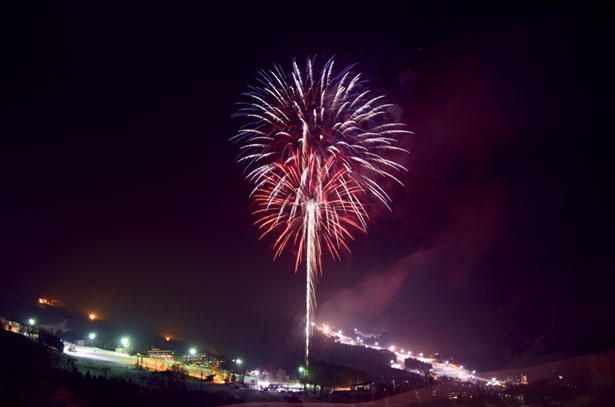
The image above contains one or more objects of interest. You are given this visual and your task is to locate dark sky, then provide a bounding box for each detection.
[1,2,611,371]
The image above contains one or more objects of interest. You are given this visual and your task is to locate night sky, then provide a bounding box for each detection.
[1,2,611,371]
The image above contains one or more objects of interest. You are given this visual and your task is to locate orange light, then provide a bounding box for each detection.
[88,313,96,320]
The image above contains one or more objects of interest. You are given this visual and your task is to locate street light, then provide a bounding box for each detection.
[121,337,130,348]
[25,318,37,338]
[189,348,196,356]
[298,366,307,391]
[231,358,243,376]
[89,332,96,340]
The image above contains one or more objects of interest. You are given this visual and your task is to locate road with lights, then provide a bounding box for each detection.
[314,323,497,385]
[64,344,138,365]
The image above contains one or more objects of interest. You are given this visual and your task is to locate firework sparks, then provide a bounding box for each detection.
[232,56,410,366]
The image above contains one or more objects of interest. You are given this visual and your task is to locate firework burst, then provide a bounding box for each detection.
[231,56,410,366]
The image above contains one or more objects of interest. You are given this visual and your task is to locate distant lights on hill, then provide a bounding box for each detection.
[38,297,100,322]
[38,297,62,307]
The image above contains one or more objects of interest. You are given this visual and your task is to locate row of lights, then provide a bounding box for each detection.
[29,310,206,360]
[32,305,241,368]
[322,323,481,376]
[25,318,130,349]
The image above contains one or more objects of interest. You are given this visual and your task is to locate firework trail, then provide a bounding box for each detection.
[232,56,410,366]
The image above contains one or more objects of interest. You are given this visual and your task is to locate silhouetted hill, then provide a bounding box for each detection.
[0,325,58,379]
[0,289,191,355]
[0,327,261,406]
[380,284,615,372]
[284,330,430,388]
[310,331,398,375]
[434,287,615,370]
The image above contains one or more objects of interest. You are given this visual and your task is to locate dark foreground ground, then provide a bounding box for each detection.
[3,328,615,406]
[0,329,294,406]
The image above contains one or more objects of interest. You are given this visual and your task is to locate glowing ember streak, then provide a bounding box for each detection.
[232,56,409,366]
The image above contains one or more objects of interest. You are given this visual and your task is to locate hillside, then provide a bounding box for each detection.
[4,287,615,406]
[0,327,294,406]
[0,289,195,355]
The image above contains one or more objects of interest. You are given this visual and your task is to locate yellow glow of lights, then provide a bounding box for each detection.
[89,313,96,320]
[38,297,61,307]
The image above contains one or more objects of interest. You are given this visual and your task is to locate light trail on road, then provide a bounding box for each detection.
[314,323,491,384]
